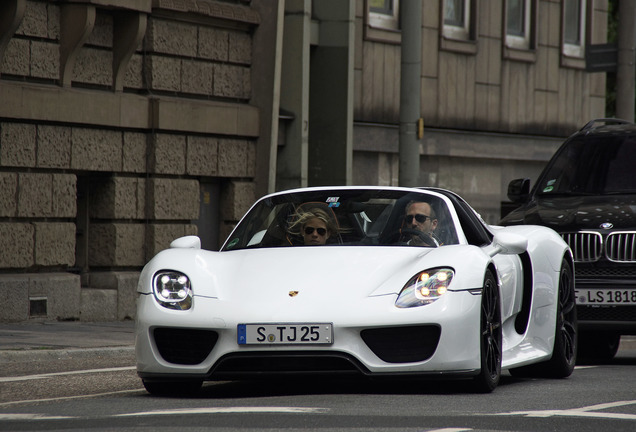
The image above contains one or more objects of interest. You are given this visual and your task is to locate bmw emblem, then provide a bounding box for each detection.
[600,222,614,229]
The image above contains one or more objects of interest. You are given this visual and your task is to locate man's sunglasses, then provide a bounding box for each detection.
[405,214,431,224]
[304,227,327,236]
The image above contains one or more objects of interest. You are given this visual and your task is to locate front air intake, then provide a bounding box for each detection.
[361,325,440,363]
[153,327,218,365]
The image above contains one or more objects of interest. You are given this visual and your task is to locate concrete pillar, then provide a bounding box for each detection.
[399,0,422,187]
[277,0,311,191]
[616,0,636,122]
[251,0,285,196]
[308,0,354,186]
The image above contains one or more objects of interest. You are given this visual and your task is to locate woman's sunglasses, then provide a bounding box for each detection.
[304,227,327,236]
[405,214,431,224]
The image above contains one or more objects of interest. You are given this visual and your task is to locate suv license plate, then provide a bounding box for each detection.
[575,289,636,305]
[237,323,333,345]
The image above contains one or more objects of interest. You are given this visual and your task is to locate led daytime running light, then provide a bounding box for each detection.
[396,268,454,308]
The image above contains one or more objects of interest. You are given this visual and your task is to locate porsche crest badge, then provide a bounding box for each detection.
[288,290,299,297]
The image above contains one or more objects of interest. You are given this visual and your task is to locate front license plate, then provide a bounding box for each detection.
[237,323,333,345]
[575,289,636,305]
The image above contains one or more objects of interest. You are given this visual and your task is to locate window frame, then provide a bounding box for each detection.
[505,0,531,49]
[443,0,471,41]
[368,0,400,31]
[562,0,588,62]
[364,0,401,44]
[440,0,478,55]
[503,0,538,62]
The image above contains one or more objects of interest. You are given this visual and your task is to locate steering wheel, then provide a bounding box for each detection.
[397,228,438,247]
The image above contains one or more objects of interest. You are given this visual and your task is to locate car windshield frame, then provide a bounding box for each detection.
[220,188,462,251]
[534,133,636,196]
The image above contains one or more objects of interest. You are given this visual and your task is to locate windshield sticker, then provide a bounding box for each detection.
[547,179,556,186]
[328,202,340,208]
[543,186,554,193]
[326,197,339,203]
[227,238,239,248]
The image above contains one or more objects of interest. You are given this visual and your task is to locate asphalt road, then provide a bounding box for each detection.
[1,345,635,431]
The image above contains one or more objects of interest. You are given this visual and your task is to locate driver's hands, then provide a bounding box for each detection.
[410,232,435,246]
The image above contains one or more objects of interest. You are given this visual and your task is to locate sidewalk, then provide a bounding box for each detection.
[0,320,135,364]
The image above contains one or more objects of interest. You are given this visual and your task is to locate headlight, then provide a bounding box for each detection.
[396,268,454,308]
[153,271,193,310]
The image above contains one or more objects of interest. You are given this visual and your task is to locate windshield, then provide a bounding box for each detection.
[537,135,636,195]
[221,189,459,251]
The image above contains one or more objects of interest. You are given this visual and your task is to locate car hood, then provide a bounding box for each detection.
[143,245,474,302]
[206,247,437,300]
[503,194,636,231]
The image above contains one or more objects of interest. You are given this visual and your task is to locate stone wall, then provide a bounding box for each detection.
[0,0,260,322]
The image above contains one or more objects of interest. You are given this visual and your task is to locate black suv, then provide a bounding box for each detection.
[501,118,636,360]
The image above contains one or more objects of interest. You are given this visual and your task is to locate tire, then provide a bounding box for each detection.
[142,379,203,396]
[510,258,577,378]
[578,332,620,362]
[471,270,502,393]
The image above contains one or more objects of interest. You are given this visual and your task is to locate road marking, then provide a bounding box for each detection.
[0,413,75,420]
[0,406,327,421]
[115,406,329,417]
[0,389,143,408]
[495,399,636,420]
[0,366,136,383]
[428,429,472,432]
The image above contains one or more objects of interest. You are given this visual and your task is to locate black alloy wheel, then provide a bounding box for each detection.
[552,259,578,375]
[472,270,502,393]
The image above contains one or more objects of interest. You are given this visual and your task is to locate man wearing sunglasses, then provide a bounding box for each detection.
[402,201,439,246]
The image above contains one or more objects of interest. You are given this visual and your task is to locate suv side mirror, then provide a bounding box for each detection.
[507,178,531,203]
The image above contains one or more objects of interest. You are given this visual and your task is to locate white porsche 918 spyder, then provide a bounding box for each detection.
[136,186,577,394]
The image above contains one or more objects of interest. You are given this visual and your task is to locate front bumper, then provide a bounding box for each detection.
[135,290,483,380]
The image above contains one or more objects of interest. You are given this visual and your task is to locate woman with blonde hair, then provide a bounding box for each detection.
[288,207,339,245]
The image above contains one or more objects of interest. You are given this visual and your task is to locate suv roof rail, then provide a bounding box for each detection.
[579,118,633,131]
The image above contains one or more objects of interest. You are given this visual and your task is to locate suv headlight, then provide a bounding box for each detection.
[153,271,193,310]
[396,268,454,308]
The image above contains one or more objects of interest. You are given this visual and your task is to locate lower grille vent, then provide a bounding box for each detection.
[577,306,636,322]
[153,327,218,365]
[361,325,440,363]
[210,351,367,378]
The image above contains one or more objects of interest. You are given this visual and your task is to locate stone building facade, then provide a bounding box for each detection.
[0,0,609,322]
[0,0,269,322]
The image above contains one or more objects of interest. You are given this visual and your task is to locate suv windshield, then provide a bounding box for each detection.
[537,135,636,195]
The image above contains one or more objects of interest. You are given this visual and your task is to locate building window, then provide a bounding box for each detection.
[443,0,471,40]
[368,0,400,31]
[504,0,537,62]
[505,0,531,49]
[563,0,587,58]
[365,0,401,44]
[440,0,477,54]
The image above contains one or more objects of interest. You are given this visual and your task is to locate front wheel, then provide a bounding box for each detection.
[471,270,502,393]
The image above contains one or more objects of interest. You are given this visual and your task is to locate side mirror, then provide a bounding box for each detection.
[491,231,528,256]
[170,236,201,249]
[507,178,531,203]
